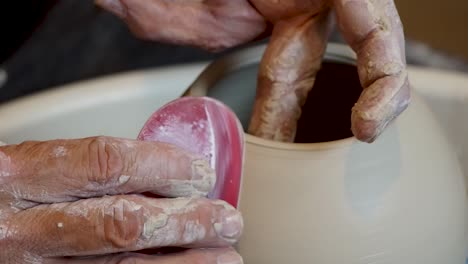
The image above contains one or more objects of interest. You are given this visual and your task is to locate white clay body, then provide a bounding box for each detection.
[237,95,467,263]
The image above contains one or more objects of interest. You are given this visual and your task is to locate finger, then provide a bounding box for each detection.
[0,137,215,206]
[95,0,267,52]
[248,10,333,142]
[334,0,411,142]
[47,248,242,264]
[11,196,242,258]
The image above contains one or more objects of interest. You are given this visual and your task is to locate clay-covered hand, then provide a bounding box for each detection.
[95,0,410,143]
[94,0,267,52]
[248,0,410,143]
[0,137,243,263]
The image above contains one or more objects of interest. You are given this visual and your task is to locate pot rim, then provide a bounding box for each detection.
[185,42,361,151]
[245,134,356,151]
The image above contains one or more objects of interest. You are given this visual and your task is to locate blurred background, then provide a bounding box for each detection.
[0,0,467,104]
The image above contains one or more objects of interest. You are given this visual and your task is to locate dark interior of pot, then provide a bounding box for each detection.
[205,61,362,143]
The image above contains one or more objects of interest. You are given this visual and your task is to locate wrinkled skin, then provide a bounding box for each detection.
[0,137,243,263]
[96,0,411,143]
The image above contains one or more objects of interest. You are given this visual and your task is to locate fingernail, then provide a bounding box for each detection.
[214,203,243,243]
[217,250,244,264]
[96,0,126,18]
[191,159,216,195]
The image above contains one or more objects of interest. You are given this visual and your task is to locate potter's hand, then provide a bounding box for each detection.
[0,137,243,263]
[94,0,267,52]
[248,0,410,143]
[95,0,410,143]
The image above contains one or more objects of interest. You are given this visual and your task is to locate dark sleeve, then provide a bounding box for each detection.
[0,1,57,63]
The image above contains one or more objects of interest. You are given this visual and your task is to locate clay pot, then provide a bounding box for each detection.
[185,44,468,263]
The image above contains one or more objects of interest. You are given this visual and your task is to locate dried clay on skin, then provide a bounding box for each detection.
[139,198,200,245]
[182,220,207,244]
[213,211,243,244]
[142,213,169,239]
[22,251,43,264]
[165,159,215,197]
[0,150,12,179]
[51,146,67,158]
[118,175,131,184]
[140,198,242,246]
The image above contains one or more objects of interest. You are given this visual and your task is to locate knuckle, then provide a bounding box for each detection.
[0,141,40,184]
[87,137,124,186]
[103,197,144,249]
